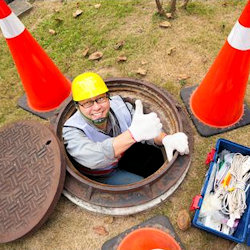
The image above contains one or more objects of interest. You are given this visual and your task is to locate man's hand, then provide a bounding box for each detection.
[162,132,189,162]
[128,100,162,142]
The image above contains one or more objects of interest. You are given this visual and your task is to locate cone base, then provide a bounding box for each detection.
[102,215,184,250]
[118,228,181,250]
[180,86,250,137]
[18,94,71,120]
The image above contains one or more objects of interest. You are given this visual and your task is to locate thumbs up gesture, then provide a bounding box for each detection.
[128,100,162,142]
[162,132,189,162]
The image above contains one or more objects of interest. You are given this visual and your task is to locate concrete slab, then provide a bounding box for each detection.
[8,0,32,17]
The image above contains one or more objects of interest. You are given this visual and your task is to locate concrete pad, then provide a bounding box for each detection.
[8,0,32,17]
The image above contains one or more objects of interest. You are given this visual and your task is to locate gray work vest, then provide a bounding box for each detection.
[64,95,132,175]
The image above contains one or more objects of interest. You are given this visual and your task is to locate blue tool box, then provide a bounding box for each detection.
[192,138,250,245]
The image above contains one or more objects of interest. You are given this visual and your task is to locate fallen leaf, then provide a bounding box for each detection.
[94,3,101,9]
[202,57,208,64]
[103,216,114,224]
[177,74,190,81]
[88,51,103,60]
[159,21,171,28]
[167,47,176,55]
[73,9,83,18]
[88,47,97,54]
[136,68,147,76]
[114,40,125,50]
[82,47,89,57]
[177,210,191,231]
[93,226,109,236]
[48,29,56,35]
[55,17,63,23]
[117,55,127,62]
[166,12,172,18]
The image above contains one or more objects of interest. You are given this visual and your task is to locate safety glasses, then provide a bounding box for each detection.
[77,93,109,109]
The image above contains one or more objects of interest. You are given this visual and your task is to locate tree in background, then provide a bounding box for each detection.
[155,0,189,17]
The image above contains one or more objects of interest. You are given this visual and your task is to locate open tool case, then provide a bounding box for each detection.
[192,138,250,245]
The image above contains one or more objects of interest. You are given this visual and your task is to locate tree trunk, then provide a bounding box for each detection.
[155,0,166,16]
[169,0,177,15]
[182,0,189,9]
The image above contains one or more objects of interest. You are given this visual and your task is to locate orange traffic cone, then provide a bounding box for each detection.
[190,1,250,128]
[117,228,181,250]
[0,0,71,112]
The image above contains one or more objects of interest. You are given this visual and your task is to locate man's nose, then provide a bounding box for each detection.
[92,100,101,109]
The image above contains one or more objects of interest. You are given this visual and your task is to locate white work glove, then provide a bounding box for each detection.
[128,100,162,142]
[162,132,189,162]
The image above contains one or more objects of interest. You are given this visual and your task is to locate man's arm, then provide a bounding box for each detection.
[154,132,167,146]
[113,99,163,157]
[154,131,189,162]
[112,130,136,157]
[63,126,117,169]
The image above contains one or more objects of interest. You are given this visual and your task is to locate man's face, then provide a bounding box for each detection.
[78,93,110,121]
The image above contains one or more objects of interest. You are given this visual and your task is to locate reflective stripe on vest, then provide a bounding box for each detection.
[227,21,250,51]
[0,12,25,39]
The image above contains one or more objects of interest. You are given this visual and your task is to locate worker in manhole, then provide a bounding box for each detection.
[63,72,189,185]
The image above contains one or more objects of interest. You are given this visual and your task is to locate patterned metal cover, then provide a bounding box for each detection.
[0,121,65,243]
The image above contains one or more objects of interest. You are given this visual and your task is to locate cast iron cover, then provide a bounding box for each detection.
[0,121,65,243]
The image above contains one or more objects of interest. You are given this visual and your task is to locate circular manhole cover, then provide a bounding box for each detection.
[0,121,65,243]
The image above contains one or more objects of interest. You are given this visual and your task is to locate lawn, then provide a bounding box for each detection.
[0,0,249,249]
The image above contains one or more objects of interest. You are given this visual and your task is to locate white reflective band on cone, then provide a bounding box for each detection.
[0,12,25,39]
[228,21,250,51]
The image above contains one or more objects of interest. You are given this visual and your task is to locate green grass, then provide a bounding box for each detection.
[23,0,144,76]
[0,1,249,249]
[185,1,215,16]
[152,11,169,22]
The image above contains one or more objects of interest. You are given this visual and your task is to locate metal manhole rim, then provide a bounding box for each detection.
[65,151,179,192]
[62,159,191,216]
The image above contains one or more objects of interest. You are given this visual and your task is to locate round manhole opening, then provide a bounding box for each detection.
[0,121,65,243]
[55,78,193,215]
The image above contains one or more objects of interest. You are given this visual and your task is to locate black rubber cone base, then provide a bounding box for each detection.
[180,86,250,137]
[18,94,71,121]
[101,215,184,250]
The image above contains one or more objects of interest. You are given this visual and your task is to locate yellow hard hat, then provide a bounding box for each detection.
[72,72,109,101]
